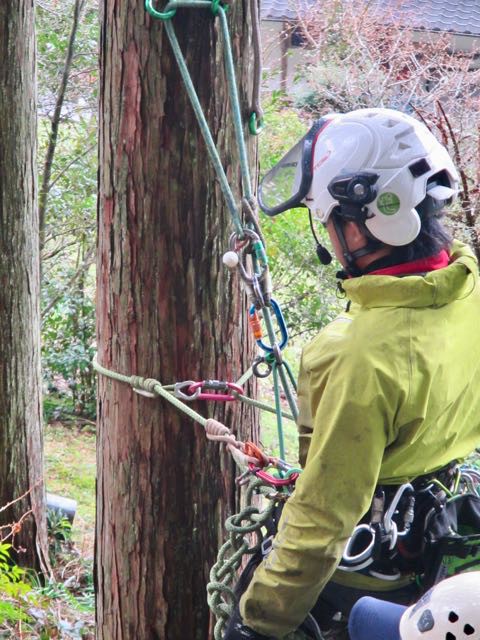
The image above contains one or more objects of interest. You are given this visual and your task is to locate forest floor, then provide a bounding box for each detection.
[45,422,96,559]
[3,398,296,640]
[0,423,96,639]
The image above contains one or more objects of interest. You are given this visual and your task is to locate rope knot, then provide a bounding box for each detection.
[143,378,160,394]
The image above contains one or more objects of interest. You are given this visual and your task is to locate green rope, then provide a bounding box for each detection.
[147,1,299,455]
[207,479,309,640]
[234,366,295,422]
[217,7,252,199]
[235,367,254,387]
[161,19,245,236]
[272,363,286,461]
[236,394,295,422]
[262,306,299,421]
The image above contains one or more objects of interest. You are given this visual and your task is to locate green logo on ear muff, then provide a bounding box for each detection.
[377,192,400,215]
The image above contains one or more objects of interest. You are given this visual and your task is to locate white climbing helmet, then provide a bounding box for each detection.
[399,572,480,640]
[259,107,459,247]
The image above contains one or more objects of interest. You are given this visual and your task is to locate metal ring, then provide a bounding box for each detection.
[252,357,272,379]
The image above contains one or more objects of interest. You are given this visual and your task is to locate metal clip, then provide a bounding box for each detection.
[251,298,288,354]
[186,380,244,402]
[229,230,269,308]
[261,535,274,557]
[383,483,414,546]
[174,381,201,401]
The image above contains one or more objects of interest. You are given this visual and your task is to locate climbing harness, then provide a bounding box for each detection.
[337,462,480,586]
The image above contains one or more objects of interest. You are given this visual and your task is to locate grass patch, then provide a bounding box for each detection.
[44,423,96,556]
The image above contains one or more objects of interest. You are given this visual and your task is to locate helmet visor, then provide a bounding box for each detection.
[258,119,328,216]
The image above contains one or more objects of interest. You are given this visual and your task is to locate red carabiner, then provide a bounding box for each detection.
[244,442,299,487]
[187,380,244,402]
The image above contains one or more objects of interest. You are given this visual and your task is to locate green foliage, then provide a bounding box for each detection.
[0,543,33,627]
[42,287,96,419]
[0,531,94,637]
[47,510,73,564]
[259,96,342,339]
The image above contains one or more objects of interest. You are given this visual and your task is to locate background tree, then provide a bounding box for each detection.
[37,0,98,419]
[96,2,258,638]
[0,1,49,573]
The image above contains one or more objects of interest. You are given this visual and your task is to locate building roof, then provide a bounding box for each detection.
[260,0,480,37]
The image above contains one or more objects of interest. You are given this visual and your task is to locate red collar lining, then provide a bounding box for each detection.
[367,250,450,277]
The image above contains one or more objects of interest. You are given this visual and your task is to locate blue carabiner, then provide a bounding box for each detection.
[250,298,288,353]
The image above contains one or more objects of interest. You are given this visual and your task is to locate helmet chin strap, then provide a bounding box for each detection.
[332,209,383,277]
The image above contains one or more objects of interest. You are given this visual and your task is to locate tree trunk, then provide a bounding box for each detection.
[96,3,257,639]
[0,1,50,574]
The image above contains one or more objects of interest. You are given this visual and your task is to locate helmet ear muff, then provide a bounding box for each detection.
[417,171,456,219]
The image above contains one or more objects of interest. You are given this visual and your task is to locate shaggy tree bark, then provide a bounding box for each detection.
[0,1,50,573]
[97,3,257,638]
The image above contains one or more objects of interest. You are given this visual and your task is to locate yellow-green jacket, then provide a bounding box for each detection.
[240,242,480,638]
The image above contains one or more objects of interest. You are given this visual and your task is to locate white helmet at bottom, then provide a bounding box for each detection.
[399,572,480,640]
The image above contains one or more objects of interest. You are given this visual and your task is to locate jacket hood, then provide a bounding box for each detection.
[343,241,479,308]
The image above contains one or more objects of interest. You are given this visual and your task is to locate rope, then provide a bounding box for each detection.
[161,18,244,236]
[248,0,264,135]
[93,358,262,468]
[207,478,311,640]
[217,8,253,199]
[146,0,300,446]
[207,479,276,640]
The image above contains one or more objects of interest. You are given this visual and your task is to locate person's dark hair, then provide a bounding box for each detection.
[389,211,452,264]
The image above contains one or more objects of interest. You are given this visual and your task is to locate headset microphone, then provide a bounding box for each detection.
[309,209,332,265]
[316,243,332,265]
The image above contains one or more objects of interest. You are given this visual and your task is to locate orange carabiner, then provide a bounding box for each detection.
[244,442,270,468]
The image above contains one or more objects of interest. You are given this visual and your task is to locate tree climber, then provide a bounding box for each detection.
[223,108,480,639]
[347,571,480,640]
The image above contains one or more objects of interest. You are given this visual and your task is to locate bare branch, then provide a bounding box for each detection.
[39,0,86,254]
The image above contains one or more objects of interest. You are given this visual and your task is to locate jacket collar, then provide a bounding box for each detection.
[342,241,479,309]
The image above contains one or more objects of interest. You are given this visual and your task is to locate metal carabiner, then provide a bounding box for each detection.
[174,381,202,401]
[342,524,377,566]
[250,298,288,354]
[187,380,244,402]
[383,483,414,546]
[229,230,267,281]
